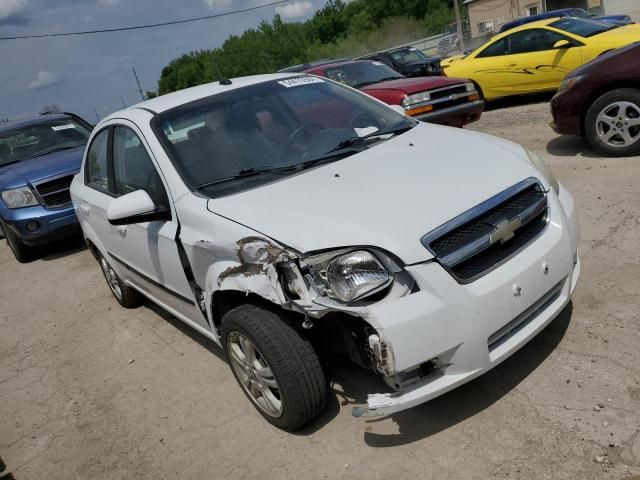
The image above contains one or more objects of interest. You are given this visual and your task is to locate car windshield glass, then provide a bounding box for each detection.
[324,62,403,88]
[550,17,616,37]
[0,118,91,167]
[390,47,428,65]
[154,77,415,198]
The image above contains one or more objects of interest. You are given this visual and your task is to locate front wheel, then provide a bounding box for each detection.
[221,305,326,430]
[585,88,640,157]
[0,219,35,263]
[97,254,143,308]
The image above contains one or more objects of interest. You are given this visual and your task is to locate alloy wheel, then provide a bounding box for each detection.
[227,331,283,418]
[100,257,123,301]
[595,101,640,149]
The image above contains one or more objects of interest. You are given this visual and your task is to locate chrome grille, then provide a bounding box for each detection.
[34,174,74,208]
[428,84,468,101]
[422,178,549,283]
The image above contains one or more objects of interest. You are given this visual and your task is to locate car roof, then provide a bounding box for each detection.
[105,73,300,120]
[498,17,563,35]
[0,113,72,133]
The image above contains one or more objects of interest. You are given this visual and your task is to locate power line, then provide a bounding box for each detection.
[0,0,293,41]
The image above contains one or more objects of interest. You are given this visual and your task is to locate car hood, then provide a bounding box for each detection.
[0,145,84,191]
[360,76,467,95]
[207,124,540,264]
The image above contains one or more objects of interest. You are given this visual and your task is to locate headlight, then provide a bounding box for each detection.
[557,74,586,94]
[402,91,431,107]
[304,250,392,303]
[525,149,559,194]
[1,186,39,209]
[465,82,475,92]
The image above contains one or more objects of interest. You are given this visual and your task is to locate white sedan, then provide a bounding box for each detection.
[70,73,580,430]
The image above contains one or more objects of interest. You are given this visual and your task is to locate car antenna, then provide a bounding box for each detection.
[212,58,232,86]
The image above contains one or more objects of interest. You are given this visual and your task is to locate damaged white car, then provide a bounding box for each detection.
[70,74,580,430]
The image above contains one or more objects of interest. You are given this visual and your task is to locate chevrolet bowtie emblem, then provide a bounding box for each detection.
[490,217,522,245]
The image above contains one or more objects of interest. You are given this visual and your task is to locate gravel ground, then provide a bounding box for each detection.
[1,99,639,480]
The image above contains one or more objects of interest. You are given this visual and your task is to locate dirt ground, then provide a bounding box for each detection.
[1,99,639,480]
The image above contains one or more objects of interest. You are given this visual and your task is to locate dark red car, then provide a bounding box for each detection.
[551,42,640,156]
[304,60,484,128]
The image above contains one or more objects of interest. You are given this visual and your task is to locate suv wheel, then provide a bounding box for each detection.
[98,254,143,308]
[0,219,35,263]
[221,305,326,430]
[585,88,640,157]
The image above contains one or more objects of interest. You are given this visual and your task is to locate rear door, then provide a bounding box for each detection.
[501,28,583,92]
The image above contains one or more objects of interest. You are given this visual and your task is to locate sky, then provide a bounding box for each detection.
[0,0,325,122]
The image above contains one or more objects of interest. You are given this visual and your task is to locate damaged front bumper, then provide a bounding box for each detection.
[351,185,581,417]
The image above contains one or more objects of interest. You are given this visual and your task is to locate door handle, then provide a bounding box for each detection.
[80,203,90,214]
[116,226,127,236]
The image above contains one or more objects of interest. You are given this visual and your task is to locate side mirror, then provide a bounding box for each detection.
[107,190,169,226]
[553,39,571,49]
[390,104,407,115]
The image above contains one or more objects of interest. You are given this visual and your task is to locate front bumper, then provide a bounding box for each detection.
[1,203,80,246]
[549,91,582,136]
[352,184,580,417]
[413,99,485,127]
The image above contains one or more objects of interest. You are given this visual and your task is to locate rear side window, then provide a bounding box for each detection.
[85,129,110,191]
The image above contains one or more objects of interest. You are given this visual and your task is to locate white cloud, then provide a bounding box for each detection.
[28,71,61,90]
[0,0,27,20]
[203,0,231,10]
[275,1,312,19]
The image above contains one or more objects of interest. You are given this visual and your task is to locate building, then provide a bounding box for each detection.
[464,0,640,39]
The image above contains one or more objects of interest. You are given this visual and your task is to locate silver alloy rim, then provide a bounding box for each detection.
[595,101,640,148]
[227,331,283,418]
[100,257,123,300]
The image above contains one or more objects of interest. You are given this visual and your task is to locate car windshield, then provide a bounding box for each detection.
[390,47,428,65]
[324,62,404,88]
[154,77,415,197]
[550,17,617,37]
[0,118,91,167]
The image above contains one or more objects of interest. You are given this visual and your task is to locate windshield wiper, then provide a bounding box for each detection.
[329,124,416,152]
[195,164,301,190]
[31,145,81,159]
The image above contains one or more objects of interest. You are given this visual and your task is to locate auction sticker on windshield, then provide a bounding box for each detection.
[278,77,325,88]
[51,124,76,131]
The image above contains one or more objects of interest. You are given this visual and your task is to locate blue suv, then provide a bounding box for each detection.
[499,8,633,33]
[0,113,92,262]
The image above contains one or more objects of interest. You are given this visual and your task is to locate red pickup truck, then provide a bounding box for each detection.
[304,59,484,127]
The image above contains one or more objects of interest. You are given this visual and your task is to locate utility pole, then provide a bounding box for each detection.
[93,108,100,122]
[132,66,145,101]
[453,0,466,53]
[120,96,127,108]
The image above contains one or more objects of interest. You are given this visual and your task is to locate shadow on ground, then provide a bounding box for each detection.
[546,135,602,158]
[485,92,555,112]
[0,456,16,480]
[38,234,87,262]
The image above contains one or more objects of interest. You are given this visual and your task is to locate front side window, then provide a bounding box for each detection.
[507,28,569,54]
[153,77,415,198]
[477,37,508,58]
[324,62,403,88]
[112,127,167,206]
[85,129,110,191]
[0,117,91,168]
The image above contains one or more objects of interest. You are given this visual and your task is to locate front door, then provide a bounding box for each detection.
[501,28,583,93]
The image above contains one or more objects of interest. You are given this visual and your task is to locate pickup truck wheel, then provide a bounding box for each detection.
[221,305,326,430]
[0,219,35,263]
[98,255,143,308]
[585,88,640,157]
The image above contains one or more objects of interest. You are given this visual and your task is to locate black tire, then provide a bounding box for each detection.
[221,305,326,430]
[585,88,640,157]
[97,253,143,308]
[0,219,35,263]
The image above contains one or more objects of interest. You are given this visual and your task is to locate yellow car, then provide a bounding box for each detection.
[441,17,640,100]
